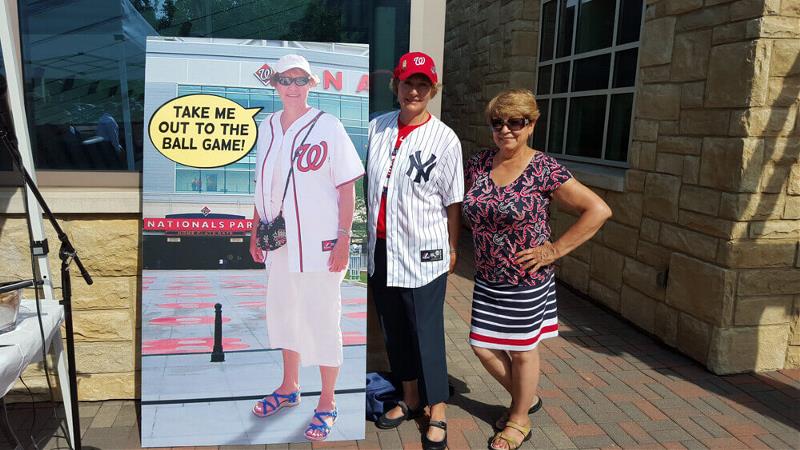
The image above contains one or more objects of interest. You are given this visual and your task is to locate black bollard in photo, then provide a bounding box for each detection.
[211,302,225,362]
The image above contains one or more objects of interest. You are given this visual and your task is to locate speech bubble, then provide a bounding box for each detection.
[148,94,262,168]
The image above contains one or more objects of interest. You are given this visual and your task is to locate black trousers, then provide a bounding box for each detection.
[370,239,449,406]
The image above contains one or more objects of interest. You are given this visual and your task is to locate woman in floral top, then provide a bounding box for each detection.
[462,89,611,450]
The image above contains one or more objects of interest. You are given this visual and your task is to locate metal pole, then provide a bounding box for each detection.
[59,255,82,449]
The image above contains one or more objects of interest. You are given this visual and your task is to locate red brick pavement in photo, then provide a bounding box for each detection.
[12,240,800,449]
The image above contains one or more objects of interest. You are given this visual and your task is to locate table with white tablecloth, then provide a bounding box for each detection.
[0,300,74,448]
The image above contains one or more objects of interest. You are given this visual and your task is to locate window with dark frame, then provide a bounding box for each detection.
[533,0,643,166]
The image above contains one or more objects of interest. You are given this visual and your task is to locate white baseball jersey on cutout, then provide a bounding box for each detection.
[367,111,464,288]
[255,108,364,273]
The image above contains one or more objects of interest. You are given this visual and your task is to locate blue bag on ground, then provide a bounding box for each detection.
[365,372,400,422]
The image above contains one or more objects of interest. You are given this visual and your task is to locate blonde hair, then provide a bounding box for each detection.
[485,89,540,123]
[389,76,441,99]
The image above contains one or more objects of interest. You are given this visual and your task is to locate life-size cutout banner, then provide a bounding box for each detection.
[140,36,368,447]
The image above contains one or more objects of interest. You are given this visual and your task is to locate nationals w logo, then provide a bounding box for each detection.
[295,141,328,172]
[406,151,437,183]
[254,63,275,86]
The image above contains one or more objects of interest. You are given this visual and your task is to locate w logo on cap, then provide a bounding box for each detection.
[394,51,438,84]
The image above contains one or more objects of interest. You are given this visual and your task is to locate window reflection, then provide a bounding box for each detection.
[539,1,557,62]
[575,0,615,54]
[18,0,409,172]
[536,65,552,95]
[612,48,638,88]
[553,61,570,94]
[547,98,566,154]
[556,0,576,58]
[617,0,643,45]
[566,95,606,159]
[20,0,150,170]
[175,168,201,191]
[572,54,611,91]
[605,93,633,161]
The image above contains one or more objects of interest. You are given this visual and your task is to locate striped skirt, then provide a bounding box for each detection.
[469,273,559,351]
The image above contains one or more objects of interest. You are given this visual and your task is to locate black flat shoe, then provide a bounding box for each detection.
[529,396,543,414]
[376,401,420,429]
[494,396,543,430]
[422,420,447,450]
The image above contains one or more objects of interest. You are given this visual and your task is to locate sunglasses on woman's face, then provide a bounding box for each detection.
[490,117,530,132]
[275,76,311,86]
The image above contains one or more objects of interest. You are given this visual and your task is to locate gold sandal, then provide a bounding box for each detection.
[489,420,531,450]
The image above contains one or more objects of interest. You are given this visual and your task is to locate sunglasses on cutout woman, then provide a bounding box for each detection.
[274,75,311,86]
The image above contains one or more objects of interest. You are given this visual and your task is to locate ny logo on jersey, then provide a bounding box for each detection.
[406,151,437,183]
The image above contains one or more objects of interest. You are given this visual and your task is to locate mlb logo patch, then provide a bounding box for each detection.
[322,239,338,252]
[420,249,443,262]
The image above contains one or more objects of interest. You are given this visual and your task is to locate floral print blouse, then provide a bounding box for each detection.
[462,149,572,286]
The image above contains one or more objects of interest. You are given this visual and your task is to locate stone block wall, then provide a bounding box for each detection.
[443,0,542,158]
[443,0,799,374]
[624,0,799,373]
[1,216,139,400]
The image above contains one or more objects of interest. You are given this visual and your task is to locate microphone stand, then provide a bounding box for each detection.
[0,126,90,450]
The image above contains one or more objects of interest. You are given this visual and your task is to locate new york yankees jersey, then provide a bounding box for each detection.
[255,108,364,273]
[367,111,464,288]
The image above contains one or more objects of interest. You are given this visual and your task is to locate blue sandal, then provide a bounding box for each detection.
[304,408,338,441]
[252,389,301,417]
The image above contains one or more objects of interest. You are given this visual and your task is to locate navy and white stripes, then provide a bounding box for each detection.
[469,273,559,351]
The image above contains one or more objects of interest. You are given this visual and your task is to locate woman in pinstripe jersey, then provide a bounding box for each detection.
[366,52,464,450]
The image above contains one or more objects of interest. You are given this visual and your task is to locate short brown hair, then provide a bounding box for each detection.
[389,76,441,99]
[485,89,540,123]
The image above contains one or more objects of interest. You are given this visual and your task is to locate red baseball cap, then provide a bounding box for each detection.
[393,51,438,84]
